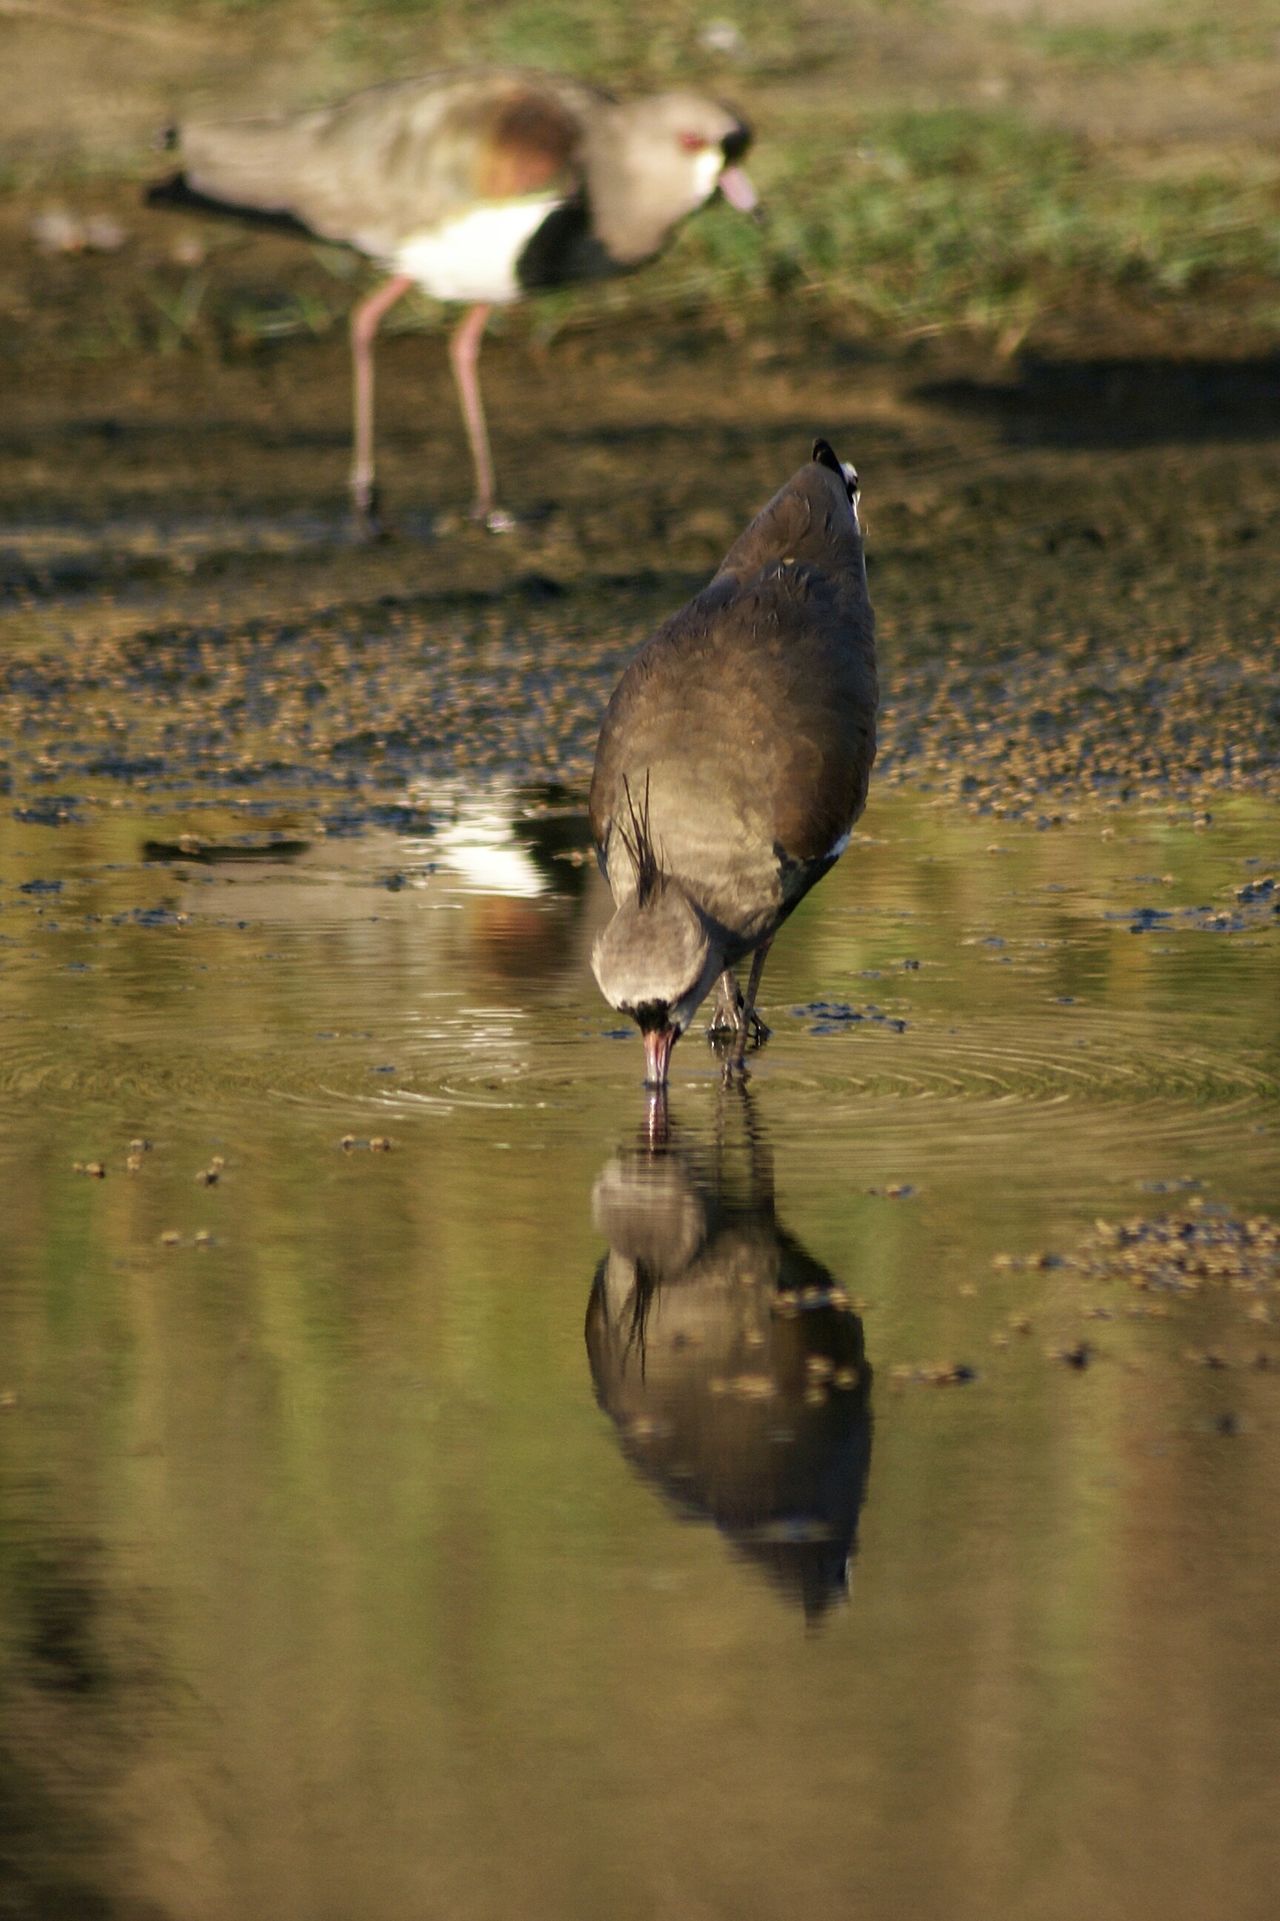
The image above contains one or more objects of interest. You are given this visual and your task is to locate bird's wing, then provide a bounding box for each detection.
[175,69,601,258]
[589,564,877,931]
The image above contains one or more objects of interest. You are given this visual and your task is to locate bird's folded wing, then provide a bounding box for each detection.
[176,71,597,257]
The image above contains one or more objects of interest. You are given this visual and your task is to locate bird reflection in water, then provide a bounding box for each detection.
[585,1096,873,1622]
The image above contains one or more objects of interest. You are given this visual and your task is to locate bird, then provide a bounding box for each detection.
[147,66,758,535]
[588,438,878,1088]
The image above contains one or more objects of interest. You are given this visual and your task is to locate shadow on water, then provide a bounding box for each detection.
[917,352,1280,450]
[585,1093,873,1625]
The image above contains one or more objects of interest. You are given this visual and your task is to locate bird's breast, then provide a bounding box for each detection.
[394,193,564,302]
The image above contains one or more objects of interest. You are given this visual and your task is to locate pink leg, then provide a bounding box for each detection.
[448,302,505,525]
[349,272,414,534]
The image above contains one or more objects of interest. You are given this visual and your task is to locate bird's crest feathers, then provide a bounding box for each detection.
[812,437,859,505]
[616,773,662,906]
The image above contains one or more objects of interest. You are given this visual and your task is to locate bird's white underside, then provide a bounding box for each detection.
[395,195,563,303]
[392,151,727,302]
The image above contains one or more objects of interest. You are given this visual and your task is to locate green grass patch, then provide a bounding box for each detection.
[627,104,1280,339]
[1019,9,1274,70]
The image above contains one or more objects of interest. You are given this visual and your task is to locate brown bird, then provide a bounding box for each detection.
[148,66,757,534]
[589,440,878,1088]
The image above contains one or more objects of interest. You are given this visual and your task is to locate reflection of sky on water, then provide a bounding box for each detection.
[404,781,592,901]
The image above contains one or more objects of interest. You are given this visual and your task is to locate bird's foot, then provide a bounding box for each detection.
[351,482,392,543]
[708,970,744,1041]
[706,1005,770,1051]
[470,502,517,534]
[354,513,393,544]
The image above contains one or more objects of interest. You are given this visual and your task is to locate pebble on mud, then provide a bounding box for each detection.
[1072,1205,1280,1300]
[30,208,127,254]
[891,1361,977,1387]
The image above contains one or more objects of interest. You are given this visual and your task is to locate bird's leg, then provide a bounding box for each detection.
[449,302,512,531]
[725,938,773,1079]
[708,962,771,1052]
[708,967,743,1037]
[349,272,414,539]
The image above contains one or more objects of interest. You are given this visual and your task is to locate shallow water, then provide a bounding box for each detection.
[2,783,1277,1920]
[2,302,1279,1916]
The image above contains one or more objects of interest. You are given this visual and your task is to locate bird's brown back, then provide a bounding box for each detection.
[590,458,877,942]
[173,68,603,258]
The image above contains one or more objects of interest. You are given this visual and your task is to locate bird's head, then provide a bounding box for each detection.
[811,437,861,530]
[616,92,757,225]
[591,777,724,1086]
[592,882,724,1086]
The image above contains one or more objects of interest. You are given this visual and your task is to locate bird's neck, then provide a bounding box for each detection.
[582,112,695,267]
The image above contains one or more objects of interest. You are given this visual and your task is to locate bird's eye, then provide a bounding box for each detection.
[678,132,709,153]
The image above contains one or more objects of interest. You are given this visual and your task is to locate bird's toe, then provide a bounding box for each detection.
[351,484,393,544]
[353,510,393,544]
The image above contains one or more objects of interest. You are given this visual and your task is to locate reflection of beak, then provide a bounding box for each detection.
[642,1025,677,1088]
[718,164,761,218]
[643,1086,670,1148]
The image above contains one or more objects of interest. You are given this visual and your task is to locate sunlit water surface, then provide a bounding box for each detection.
[1,789,1277,1921]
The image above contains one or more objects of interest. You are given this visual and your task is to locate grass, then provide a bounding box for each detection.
[523,103,1280,345]
[10,0,1280,352]
[1019,13,1277,70]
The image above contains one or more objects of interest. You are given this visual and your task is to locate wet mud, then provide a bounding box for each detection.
[3,228,1279,828]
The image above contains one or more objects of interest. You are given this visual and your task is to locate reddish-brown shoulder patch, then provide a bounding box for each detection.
[476,93,580,200]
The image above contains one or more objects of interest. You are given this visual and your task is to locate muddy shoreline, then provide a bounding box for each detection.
[3,291,1278,828]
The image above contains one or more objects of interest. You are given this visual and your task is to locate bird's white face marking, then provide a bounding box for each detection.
[396,196,561,304]
[840,460,862,531]
[827,830,852,862]
[692,145,725,205]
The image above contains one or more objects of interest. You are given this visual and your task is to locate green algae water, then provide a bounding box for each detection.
[1,787,1276,1921]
